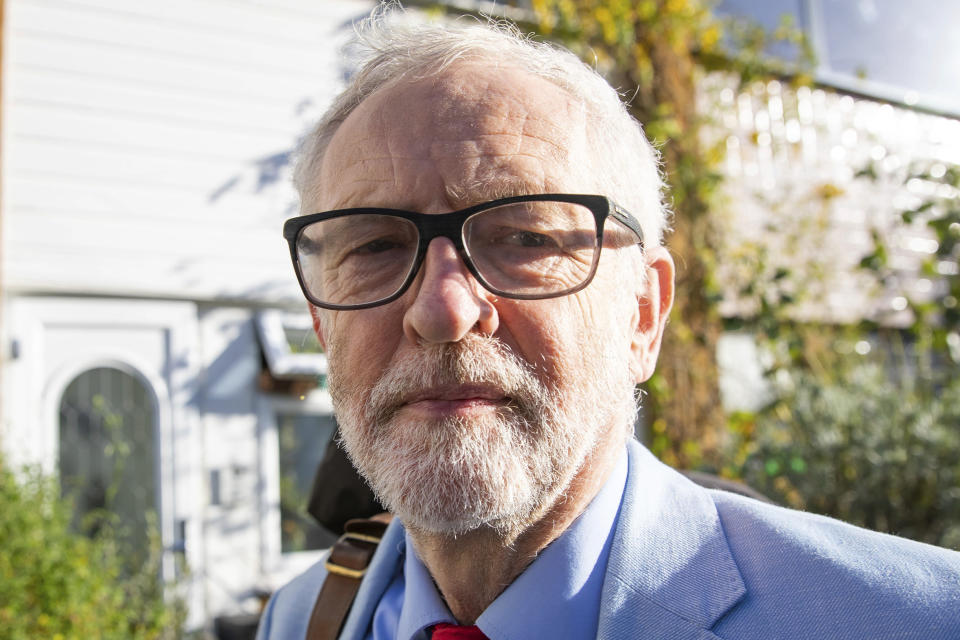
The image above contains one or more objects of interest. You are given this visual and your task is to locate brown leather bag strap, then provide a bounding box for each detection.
[305,515,392,640]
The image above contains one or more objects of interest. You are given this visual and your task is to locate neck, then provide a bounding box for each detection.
[405,436,623,624]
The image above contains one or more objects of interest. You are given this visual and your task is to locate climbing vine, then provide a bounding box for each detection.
[528,0,812,467]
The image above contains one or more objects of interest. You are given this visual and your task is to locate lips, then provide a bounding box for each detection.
[399,384,510,415]
[404,384,507,404]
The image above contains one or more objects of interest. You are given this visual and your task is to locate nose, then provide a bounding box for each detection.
[402,237,499,345]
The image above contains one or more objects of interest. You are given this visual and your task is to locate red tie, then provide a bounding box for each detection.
[430,623,489,640]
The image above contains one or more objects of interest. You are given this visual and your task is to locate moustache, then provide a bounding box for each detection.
[364,334,550,428]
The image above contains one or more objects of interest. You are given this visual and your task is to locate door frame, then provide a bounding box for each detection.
[4,295,204,621]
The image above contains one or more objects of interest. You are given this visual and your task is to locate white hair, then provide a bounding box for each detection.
[293,6,669,246]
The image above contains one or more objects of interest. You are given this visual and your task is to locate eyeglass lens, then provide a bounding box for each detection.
[295,200,599,307]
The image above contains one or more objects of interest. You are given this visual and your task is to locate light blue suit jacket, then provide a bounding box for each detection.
[257,440,960,639]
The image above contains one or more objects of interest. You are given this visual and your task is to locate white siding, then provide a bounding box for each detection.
[3,0,374,302]
[196,306,266,618]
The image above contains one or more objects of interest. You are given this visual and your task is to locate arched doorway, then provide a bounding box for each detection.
[58,366,159,565]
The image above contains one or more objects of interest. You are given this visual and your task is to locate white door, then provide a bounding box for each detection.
[3,296,204,622]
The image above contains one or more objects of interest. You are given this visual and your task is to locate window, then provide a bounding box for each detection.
[812,0,960,113]
[256,310,327,380]
[716,0,960,115]
[257,311,339,578]
[276,412,337,553]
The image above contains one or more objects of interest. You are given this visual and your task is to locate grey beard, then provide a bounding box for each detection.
[330,334,573,536]
[328,331,637,537]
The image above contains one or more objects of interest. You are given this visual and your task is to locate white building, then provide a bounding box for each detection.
[1,0,373,628]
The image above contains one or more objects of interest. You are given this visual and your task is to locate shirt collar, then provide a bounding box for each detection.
[395,531,456,639]
[395,450,628,640]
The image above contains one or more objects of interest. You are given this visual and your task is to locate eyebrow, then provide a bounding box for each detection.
[444,177,545,210]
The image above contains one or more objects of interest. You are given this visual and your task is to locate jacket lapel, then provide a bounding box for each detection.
[598,441,747,640]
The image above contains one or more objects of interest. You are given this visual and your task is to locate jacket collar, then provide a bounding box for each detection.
[597,441,746,640]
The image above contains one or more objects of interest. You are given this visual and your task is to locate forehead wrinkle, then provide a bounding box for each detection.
[327,155,438,209]
[426,130,569,161]
[336,154,433,181]
[426,70,581,143]
[317,62,596,214]
[426,123,578,200]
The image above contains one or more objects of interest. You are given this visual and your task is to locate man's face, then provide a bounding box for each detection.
[308,64,670,536]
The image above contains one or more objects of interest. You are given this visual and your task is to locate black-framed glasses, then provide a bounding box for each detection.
[283,193,644,310]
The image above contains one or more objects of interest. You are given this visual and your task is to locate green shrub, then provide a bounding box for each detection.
[0,459,184,639]
[733,365,960,550]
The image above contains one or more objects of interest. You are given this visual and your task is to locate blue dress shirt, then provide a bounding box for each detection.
[365,453,628,640]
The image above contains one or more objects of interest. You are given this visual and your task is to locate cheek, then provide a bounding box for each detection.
[325,307,404,389]
[497,299,597,384]
[543,285,636,374]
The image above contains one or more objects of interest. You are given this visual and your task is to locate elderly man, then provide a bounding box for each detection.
[258,14,960,640]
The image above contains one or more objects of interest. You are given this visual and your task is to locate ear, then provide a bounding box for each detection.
[309,304,328,351]
[629,246,675,384]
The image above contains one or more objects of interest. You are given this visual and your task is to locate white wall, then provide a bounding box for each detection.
[2,0,373,303]
[196,306,265,617]
[0,0,374,627]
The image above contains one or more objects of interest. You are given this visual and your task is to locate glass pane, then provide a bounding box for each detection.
[715,0,803,30]
[58,367,157,566]
[465,201,598,295]
[282,325,324,355]
[278,413,337,552]
[297,214,418,307]
[819,0,960,108]
[714,0,805,62]
[715,0,960,113]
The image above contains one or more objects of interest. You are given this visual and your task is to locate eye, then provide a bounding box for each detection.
[352,237,405,254]
[501,229,558,248]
